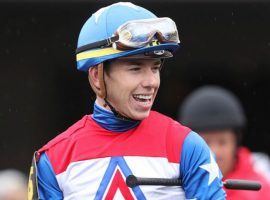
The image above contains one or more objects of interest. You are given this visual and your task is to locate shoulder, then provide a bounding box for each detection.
[179,132,225,199]
[180,131,220,178]
[181,131,211,163]
[36,115,91,158]
[148,111,192,163]
[237,148,270,189]
[183,131,209,150]
[35,115,96,175]
[147,111,191,144]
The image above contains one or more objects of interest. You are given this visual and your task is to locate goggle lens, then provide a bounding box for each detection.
[116,17,180,49]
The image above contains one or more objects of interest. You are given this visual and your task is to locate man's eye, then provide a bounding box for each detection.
[130,67,140,71]
[152,66,161,71]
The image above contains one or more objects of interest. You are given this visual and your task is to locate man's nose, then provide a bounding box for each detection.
[141,68,160,88]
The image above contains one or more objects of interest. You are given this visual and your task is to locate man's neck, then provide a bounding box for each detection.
[91,101,140,132]
[96,97,110,110]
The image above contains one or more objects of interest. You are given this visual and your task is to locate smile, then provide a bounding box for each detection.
[132,94,152,102]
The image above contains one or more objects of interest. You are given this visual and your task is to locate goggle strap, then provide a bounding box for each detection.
[104,98,136,121]
[76,35,119,54]
[97,64,106,99]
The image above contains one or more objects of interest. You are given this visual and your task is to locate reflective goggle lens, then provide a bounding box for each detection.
[115,17,180,49]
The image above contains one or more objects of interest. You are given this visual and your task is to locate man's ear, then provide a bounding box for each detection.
[88,63,106,98]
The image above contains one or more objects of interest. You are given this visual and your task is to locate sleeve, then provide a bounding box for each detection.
[36,152,63,199]
[180,131,226,200]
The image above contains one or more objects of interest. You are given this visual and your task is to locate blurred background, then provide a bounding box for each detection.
[1,0,270,175]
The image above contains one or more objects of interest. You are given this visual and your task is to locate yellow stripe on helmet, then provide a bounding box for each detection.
[76,40,161,61]
[76,47,124,61]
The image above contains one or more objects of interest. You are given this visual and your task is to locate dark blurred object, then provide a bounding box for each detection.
[179,85,246,132]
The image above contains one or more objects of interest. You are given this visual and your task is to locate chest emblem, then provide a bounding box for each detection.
[94,157,146,200]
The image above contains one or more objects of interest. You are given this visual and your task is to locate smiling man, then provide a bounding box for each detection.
[28,2,225,199]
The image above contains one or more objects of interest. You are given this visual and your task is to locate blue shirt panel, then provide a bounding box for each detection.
[37,153,63,199]
[180,131,226,200]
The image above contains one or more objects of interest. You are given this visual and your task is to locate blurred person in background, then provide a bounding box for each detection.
[0,169,27,200]
[178,85,270,199]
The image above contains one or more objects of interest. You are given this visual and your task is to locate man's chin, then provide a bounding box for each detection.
[128,110,151,121]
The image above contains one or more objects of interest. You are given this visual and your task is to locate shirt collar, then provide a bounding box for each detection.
[92,102,140,132]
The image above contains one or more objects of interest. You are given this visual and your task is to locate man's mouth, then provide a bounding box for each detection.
[132,94,152,102]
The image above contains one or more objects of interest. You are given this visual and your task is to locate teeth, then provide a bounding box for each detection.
[133,94,151,100]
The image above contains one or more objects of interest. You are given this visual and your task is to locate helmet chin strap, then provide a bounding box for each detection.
[103,99,136,121]
[97,64,137,121]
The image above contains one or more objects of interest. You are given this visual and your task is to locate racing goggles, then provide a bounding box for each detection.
[76,17,180,54]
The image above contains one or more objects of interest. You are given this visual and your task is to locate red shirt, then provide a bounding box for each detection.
[224,147,270,200]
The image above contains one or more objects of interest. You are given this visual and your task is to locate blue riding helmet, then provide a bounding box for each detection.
[76,2,180,72]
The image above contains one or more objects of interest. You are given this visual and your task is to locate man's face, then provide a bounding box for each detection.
[104,58,161,120]
[199,130,237,177]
